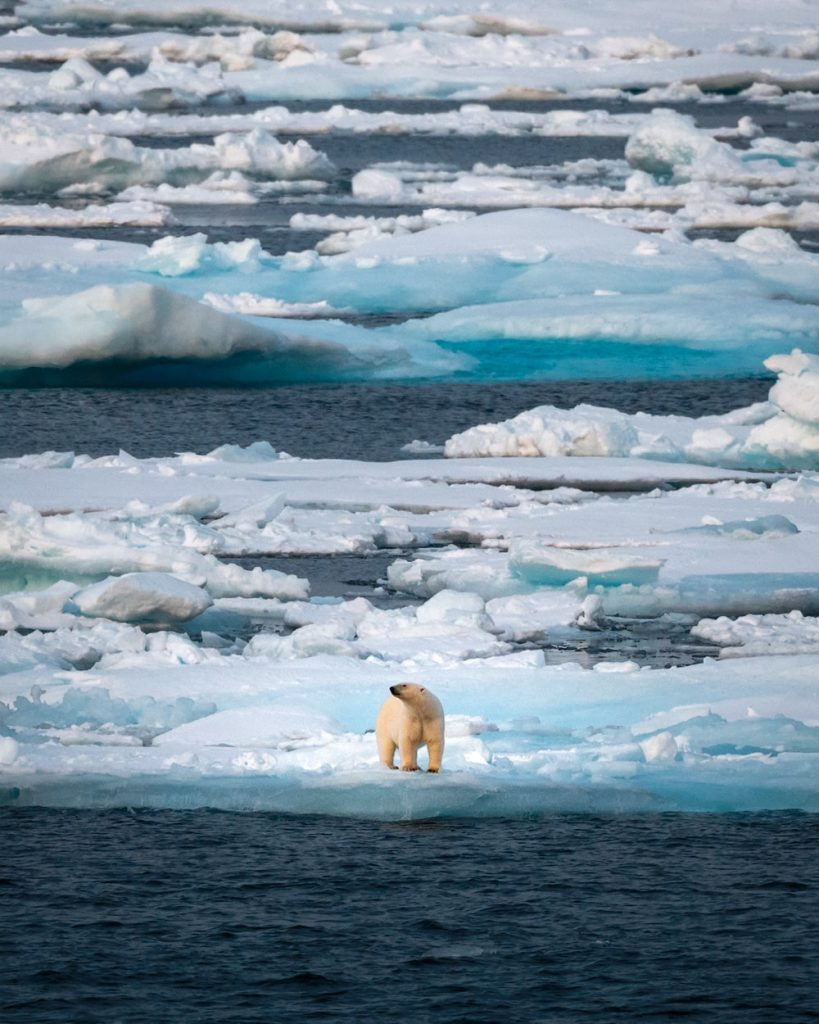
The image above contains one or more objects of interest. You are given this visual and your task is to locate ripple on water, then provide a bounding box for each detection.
[1,809,818,1024]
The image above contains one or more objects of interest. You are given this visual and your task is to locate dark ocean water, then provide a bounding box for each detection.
[2,809,818,1024]
[0,377,771,460]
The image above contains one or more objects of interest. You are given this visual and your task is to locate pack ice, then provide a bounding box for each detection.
[2,0,819,819]
[8,0,819,102]
[1,426,818,816]
[1,207,818,384]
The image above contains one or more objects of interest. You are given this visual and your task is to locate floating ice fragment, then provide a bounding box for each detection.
[351,168,407,203]
[137,233,270,277]
[765,350,819,426]
[625,109,744,180]
[415,589,487,628]
[0,737,18,765]
[205,440,282,463]
[639,731,678,762]
[71,572,213,623]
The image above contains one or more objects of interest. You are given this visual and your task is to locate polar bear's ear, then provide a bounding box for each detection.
[419,687,426,692]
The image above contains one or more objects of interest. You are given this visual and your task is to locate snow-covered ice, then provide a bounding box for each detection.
[0,429,818,815]
[444,349,819,472]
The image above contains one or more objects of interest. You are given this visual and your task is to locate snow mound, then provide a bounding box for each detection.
[745,351,819,469]
[625,109,743,180]
[71,572,212,623]
[692,611,819,658]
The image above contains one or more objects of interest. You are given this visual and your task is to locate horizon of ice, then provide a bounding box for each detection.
[7,0,819,106]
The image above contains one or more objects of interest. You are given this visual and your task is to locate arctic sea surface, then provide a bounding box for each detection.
[4,809,819,1024]
[0,377,773,460]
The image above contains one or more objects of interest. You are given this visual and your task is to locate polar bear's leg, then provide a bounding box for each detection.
[378,733,398,769]
[426,737,444,773]
[398,736,419,771]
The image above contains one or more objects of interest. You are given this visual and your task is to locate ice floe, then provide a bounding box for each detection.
[444,349,819,472]
[3,653,819,815]
[0,120,332,195]
[0,425,817,814]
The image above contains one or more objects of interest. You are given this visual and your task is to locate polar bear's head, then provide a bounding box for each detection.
[389,682,428,703]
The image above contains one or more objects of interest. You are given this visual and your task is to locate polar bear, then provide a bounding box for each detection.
[376,683,445,773]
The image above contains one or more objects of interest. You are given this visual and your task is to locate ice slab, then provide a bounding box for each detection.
[71,572,213,623]
[1,210,817,384]
[0,449,777,525]
[0,200,171,228]
[692,611,819,658]
[2,654,819,816]
[0,120,332,196]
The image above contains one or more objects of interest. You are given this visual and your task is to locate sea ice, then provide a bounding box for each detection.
[444,349,819,471]
[0,209,816,383]
[0,121,332,195]
[0,426,817,814]
[692,611,819,658]
[70,572,213,623]
[2,0,819,819]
